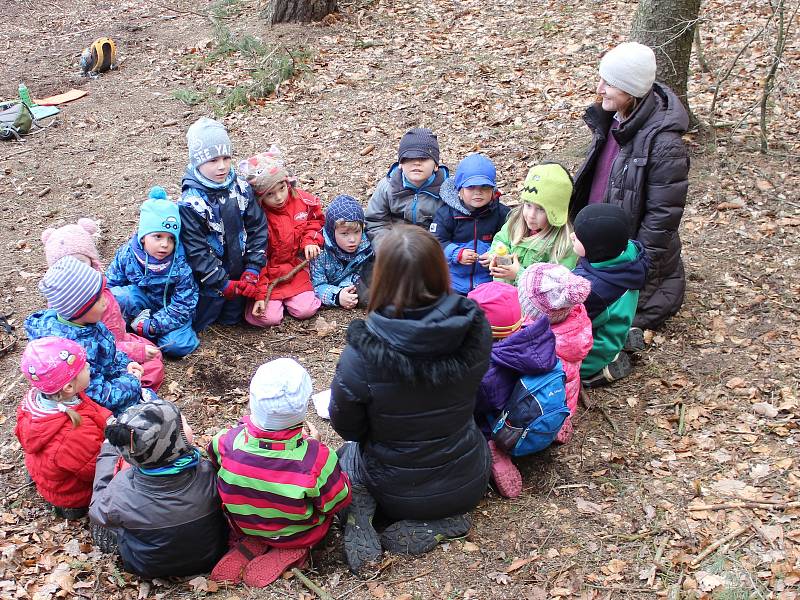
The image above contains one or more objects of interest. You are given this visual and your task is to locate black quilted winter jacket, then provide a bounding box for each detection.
[330,293,492,521]
[571,82,690,330]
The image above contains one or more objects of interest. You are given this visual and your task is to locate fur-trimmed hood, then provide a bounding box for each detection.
[346,293,491,386]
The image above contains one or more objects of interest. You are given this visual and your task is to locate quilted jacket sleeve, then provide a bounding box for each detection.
[329,343,371,442]
[150,254,198,335]
[310,254,344,307]
[241,187,268,273]
[637,134,689,280]
[364,178,392,247]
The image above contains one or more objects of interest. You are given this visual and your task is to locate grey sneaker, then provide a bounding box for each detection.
[380,515,471,555]
[342,486,382,574]
[623,327,646,353]
[583,352,633,388]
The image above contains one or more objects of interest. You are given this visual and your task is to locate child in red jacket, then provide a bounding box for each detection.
[238,148,323,326]
[15,336,112,519]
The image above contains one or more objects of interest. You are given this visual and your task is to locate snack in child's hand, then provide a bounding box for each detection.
[494,242,513,266]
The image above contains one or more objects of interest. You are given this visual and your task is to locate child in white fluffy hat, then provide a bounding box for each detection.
[208,358,351,588]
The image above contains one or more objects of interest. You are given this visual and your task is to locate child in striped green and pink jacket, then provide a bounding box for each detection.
[208,358,351,588]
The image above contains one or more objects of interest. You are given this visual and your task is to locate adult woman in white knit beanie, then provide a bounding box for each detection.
[570,41,690,340]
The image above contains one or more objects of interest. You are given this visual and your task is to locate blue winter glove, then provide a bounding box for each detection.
[131,309,155,339]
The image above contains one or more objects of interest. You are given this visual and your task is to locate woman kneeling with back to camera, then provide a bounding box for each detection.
[330,224,492,574]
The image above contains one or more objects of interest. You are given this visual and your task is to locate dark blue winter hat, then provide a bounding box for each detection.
[397,127,440,165]
[324,195,365,240]
[454,154,496,190]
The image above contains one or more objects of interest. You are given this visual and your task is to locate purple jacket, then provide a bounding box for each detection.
[474,316,557,436]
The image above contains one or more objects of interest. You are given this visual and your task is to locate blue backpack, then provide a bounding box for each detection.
[491,362,569,457]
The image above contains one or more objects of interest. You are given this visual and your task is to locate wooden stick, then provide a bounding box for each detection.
[691,524,750,566]
[291,568,334,600]
[1,480,34,502]
[263,259,309,304]
[647,538,668,587]
[0,147,33,161]
[689,501,800,511]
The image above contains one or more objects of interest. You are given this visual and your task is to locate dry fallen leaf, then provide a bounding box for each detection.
[462,541,480,552]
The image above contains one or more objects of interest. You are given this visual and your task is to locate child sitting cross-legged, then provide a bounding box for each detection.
[209,358,351,588]
[467,282,558,498]
[311,194,375,309]
[105,186,200,358]
[25,257,143,415]
[16,337,112,520]
[41,218,164,390]
[432,154,510,295]
[238,148,323,326]
[89,394,228,578]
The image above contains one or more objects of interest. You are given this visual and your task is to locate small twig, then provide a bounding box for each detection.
[384,567,435,585]
[264,259,309,304]
[599,529,660,542]
[677,402,687,436]
[291,568,334,600]
[0,146,33,161]
[598,405,618,433]
[689,500,800,511]
[1,480,34,502]
[647,538,668,587]
[691,524,750,566]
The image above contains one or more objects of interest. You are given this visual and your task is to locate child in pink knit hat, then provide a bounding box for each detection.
[517,264,593,444]
[41,219,164,390]
[468,282,559,498]
[16,336,112,519]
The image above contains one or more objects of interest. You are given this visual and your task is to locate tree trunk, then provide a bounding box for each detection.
[266,0,337,24]
[630,0,701,116]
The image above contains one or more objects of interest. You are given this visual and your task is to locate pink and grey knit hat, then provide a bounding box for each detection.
[238,146,290,198]
[41,218,102,270]
[468,282,523,339]
[21,336,87,394]
[518,263,591,324]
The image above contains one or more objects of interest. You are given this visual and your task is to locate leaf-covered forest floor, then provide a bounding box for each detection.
[0,0,798,598]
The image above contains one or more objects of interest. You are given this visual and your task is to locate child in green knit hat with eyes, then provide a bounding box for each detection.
[489,163,578,284]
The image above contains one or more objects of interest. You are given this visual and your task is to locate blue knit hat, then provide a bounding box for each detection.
[455,154,496,190]
[39,256,104,320]
[138,186,181,243]
[324,195,365,240]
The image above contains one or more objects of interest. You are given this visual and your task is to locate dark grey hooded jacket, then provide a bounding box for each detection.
[571,82,690,330]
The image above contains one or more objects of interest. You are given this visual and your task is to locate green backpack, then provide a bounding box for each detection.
[0,102,34,141]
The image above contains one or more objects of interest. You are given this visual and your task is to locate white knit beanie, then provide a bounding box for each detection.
[249,358,312,431]
[599,42,657,98]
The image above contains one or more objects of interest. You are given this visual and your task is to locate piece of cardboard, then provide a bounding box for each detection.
[33,89,88,106]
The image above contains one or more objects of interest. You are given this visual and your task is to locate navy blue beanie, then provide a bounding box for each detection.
[324,195,365,240]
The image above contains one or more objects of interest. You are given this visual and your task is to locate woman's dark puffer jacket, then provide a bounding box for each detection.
[571,82,690,330]
[330,293,492,521]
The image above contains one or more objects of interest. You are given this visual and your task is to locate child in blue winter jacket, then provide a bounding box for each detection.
[179,117,267,332]
[431,154,510,295]
[106,187,199,358]
[25,257,143,415]
[311,195,374,309]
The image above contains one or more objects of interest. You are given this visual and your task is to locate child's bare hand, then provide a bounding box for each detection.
[304,421,320,441]
[477,252,492,267]
[144,345,160,360]
[304,244,321,260]
[127,362,144,380]
[459,249,478,265]
[489,254,520,281]
[252,300,266,317]
[338,286,358,309]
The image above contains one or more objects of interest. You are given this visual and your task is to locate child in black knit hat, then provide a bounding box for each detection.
[364,127,450,248]
[571,204,649,386]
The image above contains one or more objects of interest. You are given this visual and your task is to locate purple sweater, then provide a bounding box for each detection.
[588,118,621,204]
[474,316,557,436]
